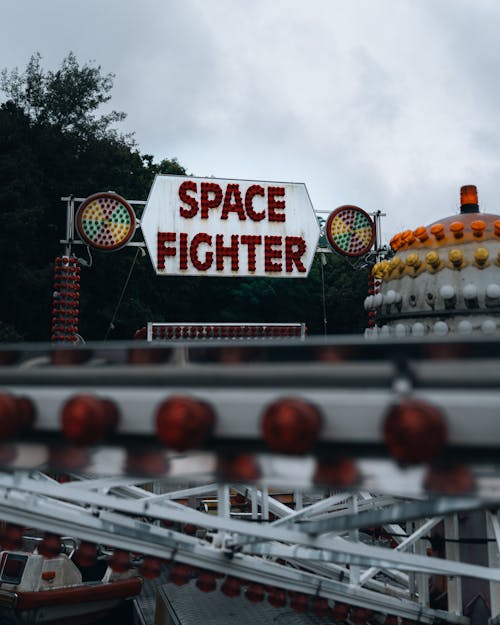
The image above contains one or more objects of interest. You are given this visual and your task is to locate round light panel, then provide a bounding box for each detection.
[325,205,375,257]
[76,192,136,251]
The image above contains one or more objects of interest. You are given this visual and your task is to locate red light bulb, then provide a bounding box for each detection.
[313,457,359,487]
[0,393,21,440]
[312,596,330,617]
[383,398,447,464]
[217,453,260,482]
[261,397,322,454]
[196,570,217,592]
[61,395,119,444]
[139,556,163,579]
[267,587,287,608]
[245,582,265,603]
[221,576,242,598]
[290,592,309,612]
[155,395,215,451]
[170,563,193,585]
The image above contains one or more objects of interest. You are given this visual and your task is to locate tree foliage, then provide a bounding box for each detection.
[0,53,368,342]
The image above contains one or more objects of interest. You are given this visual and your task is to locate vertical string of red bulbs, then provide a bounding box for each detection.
[367,270,377,328]
[51,256,81,342]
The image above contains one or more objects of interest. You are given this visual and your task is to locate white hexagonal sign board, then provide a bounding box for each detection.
[141,175,320,278]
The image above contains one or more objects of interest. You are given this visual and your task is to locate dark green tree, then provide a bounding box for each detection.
[0,53,369,342]
[0,53,185,341]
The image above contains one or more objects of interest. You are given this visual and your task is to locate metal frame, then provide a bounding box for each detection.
[2,338,500,621]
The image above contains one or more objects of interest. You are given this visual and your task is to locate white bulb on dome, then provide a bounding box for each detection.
[373,293,383,308]
[482,319,497,334]
[457,320,473,335]
[364,296,374,311]
[411,322,426,337]
[395,324,407,337]
[433,321,449,336]
[380,325,390,337]
[486,284,500,298]
[440,284,456,310]
[485,284,500,308]
[385,290,396,305]
[463,284,479,309]
[440,285,455,300]
[463,284,478,299]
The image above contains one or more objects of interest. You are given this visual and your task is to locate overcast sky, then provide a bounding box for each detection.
[1,0,500,242]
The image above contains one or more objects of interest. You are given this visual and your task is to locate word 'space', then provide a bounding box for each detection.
[156,180,309,275]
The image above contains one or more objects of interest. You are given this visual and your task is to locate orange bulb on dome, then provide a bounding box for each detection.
[460,185,478,207]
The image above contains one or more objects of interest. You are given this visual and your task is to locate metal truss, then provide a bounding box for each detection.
[0,470,496,623]
[1,338,500,622]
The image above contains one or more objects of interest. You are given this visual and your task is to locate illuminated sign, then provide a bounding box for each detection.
[75,193,136,251]
[325,205,375,258]
[141,176,320,277]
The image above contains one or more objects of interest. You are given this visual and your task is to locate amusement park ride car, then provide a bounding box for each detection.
[0,182,499,624]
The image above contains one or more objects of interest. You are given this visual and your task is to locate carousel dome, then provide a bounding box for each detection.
[365,185,500,337]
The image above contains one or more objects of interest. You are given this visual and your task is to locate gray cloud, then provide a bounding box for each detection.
[1,0,500,241]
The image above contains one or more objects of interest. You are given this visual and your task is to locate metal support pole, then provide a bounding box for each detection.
[415,519,430,607]
[217,484,230,518]
[445,514,463,615]
[349,495,360,586]
[487,511,500,619]
[261,485,269,521]
[65,195,75,258]
[294,490,303,512]
[251,486,259,520]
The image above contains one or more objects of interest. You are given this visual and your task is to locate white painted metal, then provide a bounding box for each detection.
[445,515,463,615]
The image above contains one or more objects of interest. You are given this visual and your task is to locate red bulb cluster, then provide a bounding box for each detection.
[151,323,302,340]
[157,233,176,270]
[51,256,80,342]
[216,234,239,271]
[264,235,282,272]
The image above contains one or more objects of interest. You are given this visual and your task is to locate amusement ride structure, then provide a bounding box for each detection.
[0,181,499,624]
